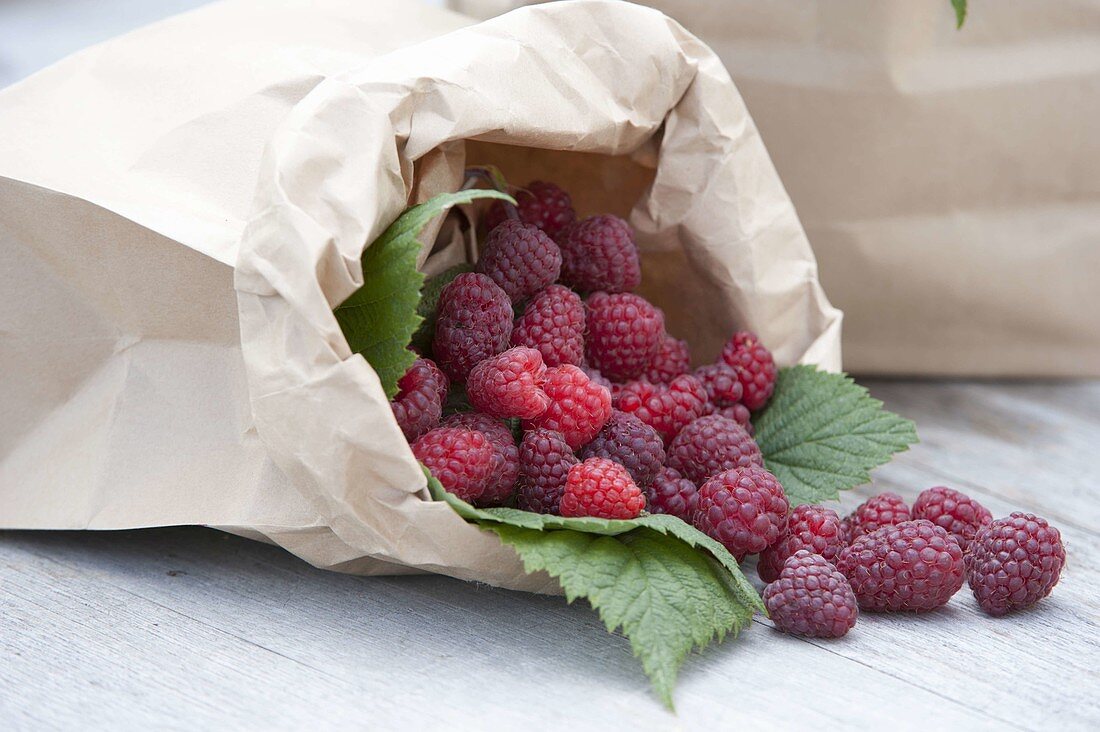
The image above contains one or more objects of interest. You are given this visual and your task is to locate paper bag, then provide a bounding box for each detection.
[453,0,1100,377]
[0,0,840,590]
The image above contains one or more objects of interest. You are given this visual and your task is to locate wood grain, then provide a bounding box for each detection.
[1,380,1098,730]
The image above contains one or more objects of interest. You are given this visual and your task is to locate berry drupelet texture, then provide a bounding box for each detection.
[466,346,550,420]
[758,504,846,584]
[692,465,789,561]
[578,410,666,488]
[511,284,586,367]
[643,335,691,384]
[666,414,763,486]
[584,291,665,381]
[432,273,512,381]
[614,374,709,445]
[911,486,992,548]
[559,457,646,520]
[523,364,612,450]
[390,357,448,442]
[720,331,777,411]
[412,427,495,503]
[442,413,519,507]
[840,491,911,544]
[484,180,576,239]
[558,214,641,293]
[966,512,1065,616]
[516,428,578,514]
[763,551,859,638]
[476,219,562,304]
[644,466,699,522]
[695,363,744,411]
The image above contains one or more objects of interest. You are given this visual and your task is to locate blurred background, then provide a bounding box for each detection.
[3,0,1097,378]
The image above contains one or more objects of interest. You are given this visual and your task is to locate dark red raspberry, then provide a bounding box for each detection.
[758,505,845,583]
[613,374,708,445]
[911,486,993,548]
[836,519,965,613]
[584,292,664,380]
[763,551,858,638]
[443,413,519,507]
[390,357,448,441]
[840,491,911,543]
[695,363,743,411]
[644,466,698,522]
[511,285,585,367]
[966,513,1066,616]
[579,362,613,392]
[692,466,789,561]
[720,331,777,411]
[666,414,763,486]
[432,272,512,381]
[413,427,494,502]
[467,347,550,420]
[716,404,754,436]
[516,428,578,514]
[523,364,612,449]
[578,410,665,488]
[476,220,562,303]
[484,180,576,239]
[643,335,691,384]
[559,214,641,293]
[560,457,646,520]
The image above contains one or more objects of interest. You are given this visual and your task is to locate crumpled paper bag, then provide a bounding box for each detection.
[0,0,840,591]
[453,0,1100,377]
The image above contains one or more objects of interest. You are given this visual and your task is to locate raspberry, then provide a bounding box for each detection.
[613,374,708,445]
[716,404,754,436]
[836,519,965,613]
[763,551,859,638]
[559,457,646,520]
[966,513,1066,616]
[758,505,845,583]
[390,357,448,441]
[692,466,789,561]
[840,491,911,543]
[484,180,576,239]
[523,364,612,449]
[644,466,698,521]
[643,335,691,384]
[559,214,641,293]
[911,486,993,548]
[511,285,585,367]
[666,414,763,486]
[579,362,613,392]
[584,292,664,380]
[412,427,494,502]
[695,363,743,410]
[467,347,550,420]
[578,410,666,488]
[432,272,512,381]
[720,331,778,411]
[443,413,519,507]
[476,220,562,303]
[516,428,577,514]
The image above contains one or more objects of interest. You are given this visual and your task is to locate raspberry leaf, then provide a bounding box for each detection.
[951,0,967,29]
[335,190,512,398]
[753,366,918,506]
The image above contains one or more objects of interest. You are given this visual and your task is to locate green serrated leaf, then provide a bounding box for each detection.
[951,0,967,29]
[754,365,918,506]
[410,263,474,356]
[334,189,513,398]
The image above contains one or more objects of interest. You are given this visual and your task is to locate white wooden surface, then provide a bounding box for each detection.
[2,380,1098,730]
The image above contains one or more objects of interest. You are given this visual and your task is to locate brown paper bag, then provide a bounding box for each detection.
[0,0,839,590]
[453,0,1100,377]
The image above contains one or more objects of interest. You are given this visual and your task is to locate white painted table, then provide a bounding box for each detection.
[2,380,1098,730]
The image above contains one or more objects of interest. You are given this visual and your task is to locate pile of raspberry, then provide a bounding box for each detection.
[391,178,1066,636]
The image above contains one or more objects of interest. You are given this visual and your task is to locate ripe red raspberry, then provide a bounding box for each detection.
[432,272,512,381]
[763,551,859,638]
[390,357,448,441]
[516,428,578,514]
[692,466,789,561]
[467,347,550,420]
[560,457,646,520]
[716,404,754,436]
[720,331,777,411]
[584,292,664,381]
[613,374,708,445]
[911,486,993,548]
[484,180,576,239]
[559,214,641,293]
[758,505,845,583]
[523,364,612,449]
[836,519,965,612]
[579,362,613,392]
[578,410,666,488]
[511,285,585,367]
[476,220,562,303]
[644,466,698,522]
[966,513,1066,616]
[443,413,519,507]
[643,335,691,384]
[840,491,911,543]
[695,363,743,411]
[666,414,763,486]
[413,427,494,502]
